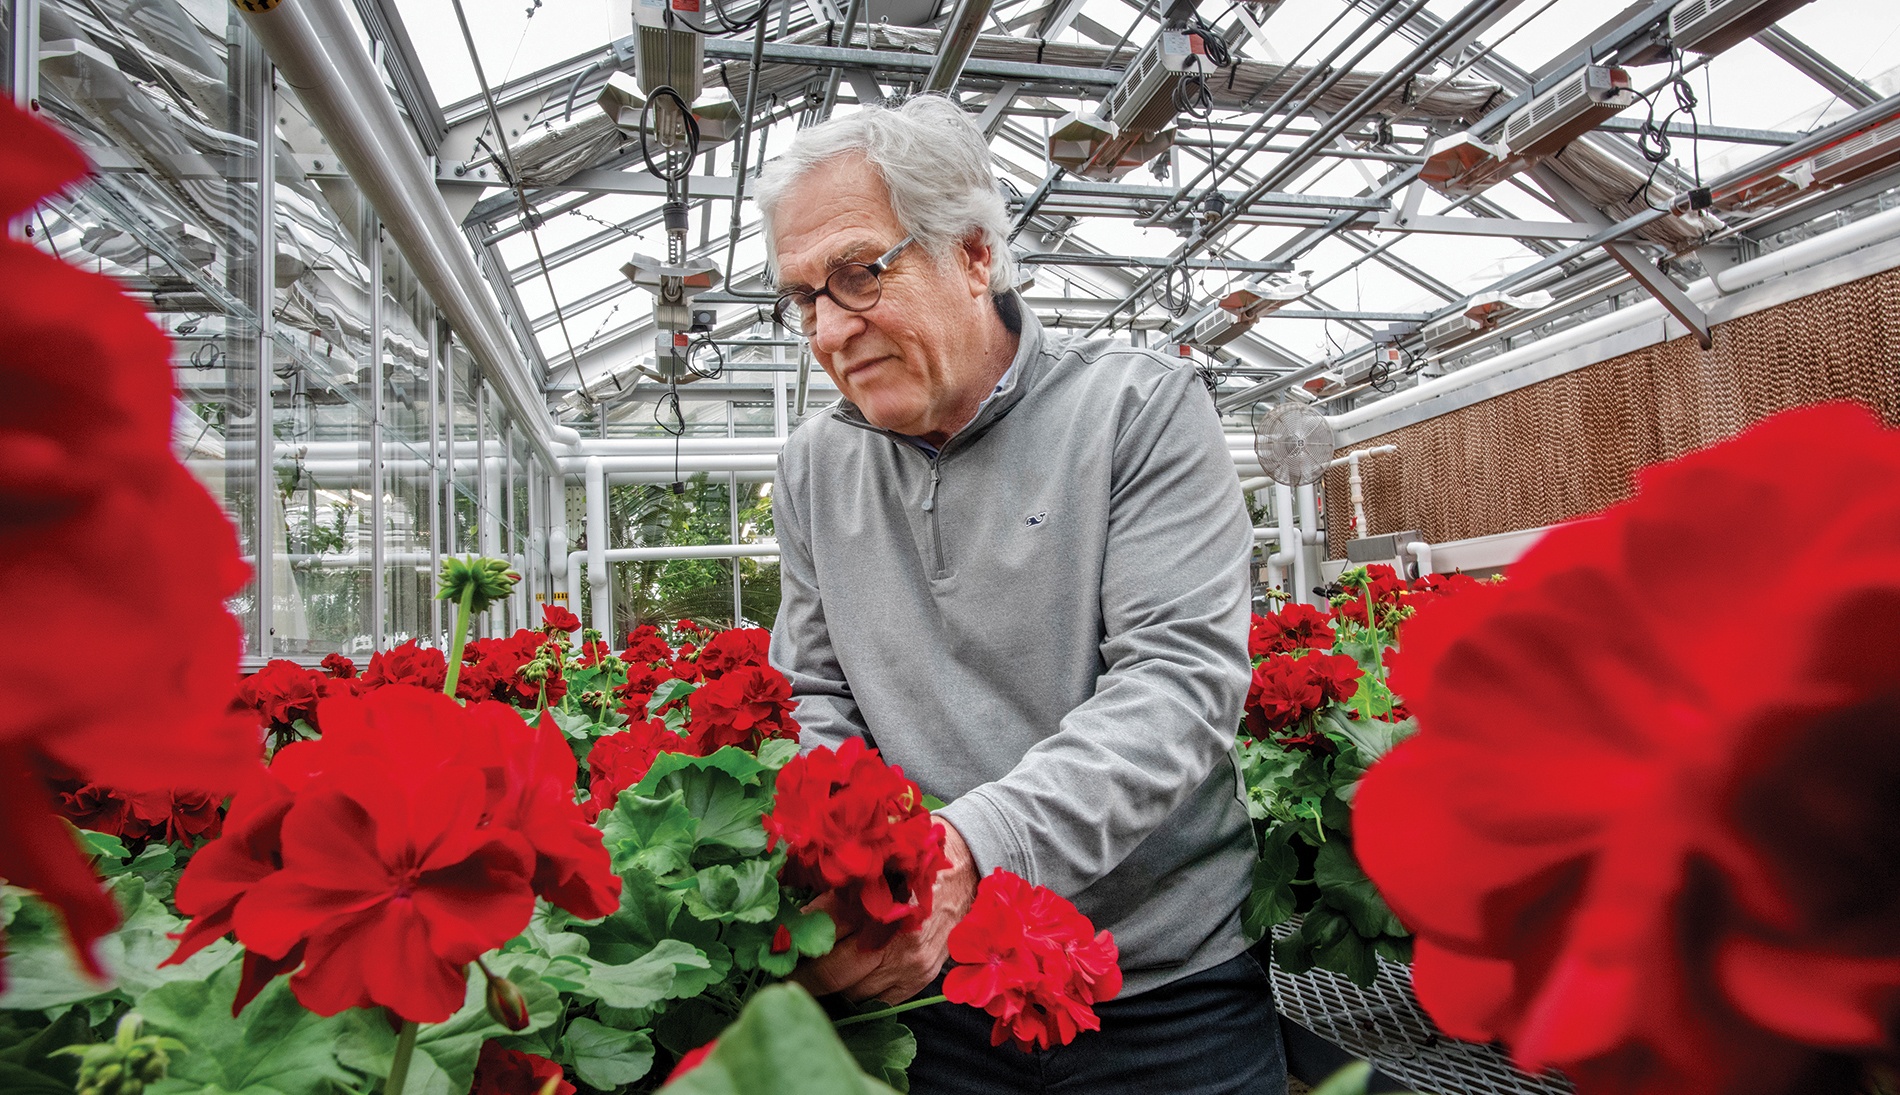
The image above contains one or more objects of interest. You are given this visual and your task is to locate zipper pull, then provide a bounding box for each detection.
[922,463,942,512]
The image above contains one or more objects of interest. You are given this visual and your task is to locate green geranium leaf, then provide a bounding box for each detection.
[649,678,698,713]
[0,879,238,1011]
[0,1005,89,1093]
[550,707,597,741]
[659,984,901,1095]
[1310,1061,1373,1095]
[138,961,359,1095]
[1312,919,1380,988]
[835,1010,916,1093]
[581,869,686,961]
[754,737,800,771]
[563,1017,655,1088]
[730,907,835,977]
[335,963,559,1095]
[635,754,770,857]
[1243,831,1300,942]
[1313,842,1405,940]
[603,789,701,880]
[1330,713,1415,767]
[682,860,780,924]
[575,939,713,1011]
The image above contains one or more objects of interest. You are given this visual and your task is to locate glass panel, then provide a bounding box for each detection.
[380,236,435,647]
[33,0,266,650]
[266,75,376,657]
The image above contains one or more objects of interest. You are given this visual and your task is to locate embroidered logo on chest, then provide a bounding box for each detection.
[1025,512,1049,527]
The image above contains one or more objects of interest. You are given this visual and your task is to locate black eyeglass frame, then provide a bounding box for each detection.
[773,235,915,333]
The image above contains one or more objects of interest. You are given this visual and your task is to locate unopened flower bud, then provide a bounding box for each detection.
[483,969,532,1031]
[437,555,520,614]
[55,1014,184,1095]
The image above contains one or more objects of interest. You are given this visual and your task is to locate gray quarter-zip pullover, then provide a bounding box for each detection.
[769,308,1256,996]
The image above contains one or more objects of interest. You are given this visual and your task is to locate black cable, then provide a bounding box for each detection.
[686,334,725,380]
[640,86,701,182]
[1629,45,1704,211]
[1155,264,1192,316]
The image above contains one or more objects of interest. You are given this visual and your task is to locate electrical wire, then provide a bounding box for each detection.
[1629,45,1704,211]
[640,86,702,182]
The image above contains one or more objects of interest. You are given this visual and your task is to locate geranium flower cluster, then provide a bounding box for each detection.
[612,624,797,755]
[458,629,567,708]
[762,738,949,950]
[166,686,620,1022]
[0,99,262,990]
[943,869,1123,1051]
[1333,565,1488,630]
[50,780,224,849]
[1249,603,1336,657]
[1243,652,1364,749]
[1355,403,1900,1095]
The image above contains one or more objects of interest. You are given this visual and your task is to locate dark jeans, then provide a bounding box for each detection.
[905,951,1288,1095]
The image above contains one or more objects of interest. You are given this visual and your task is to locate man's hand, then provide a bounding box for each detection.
[791,819,978,1005]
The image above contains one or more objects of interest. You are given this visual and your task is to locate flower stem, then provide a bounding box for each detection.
[833,994,947,1028]
[443,582,476,698]
[385,1020,419,1095]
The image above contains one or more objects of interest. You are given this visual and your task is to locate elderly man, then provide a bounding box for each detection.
[758,94,1283,1094]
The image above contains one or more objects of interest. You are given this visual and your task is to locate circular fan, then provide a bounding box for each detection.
[1253,402,1336,486]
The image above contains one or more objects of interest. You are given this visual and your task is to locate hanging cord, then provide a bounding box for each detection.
[640,86,701,182]
[1629,45,1703,211]
[686,334,726,380]
[1155,263,1193,316]
[1172,15,1233,121]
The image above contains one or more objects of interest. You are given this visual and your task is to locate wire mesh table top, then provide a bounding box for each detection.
[1269,920,1574,1095]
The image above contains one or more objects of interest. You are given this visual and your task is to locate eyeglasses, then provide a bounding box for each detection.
[772,235,914,334]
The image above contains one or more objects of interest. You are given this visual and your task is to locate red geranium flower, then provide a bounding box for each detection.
[695,627,772,679]
[614,663,672,721]
[682,665,799,754]
[169,688,619,1020]
[622,624,673,667]
[470,1040,575,1095]
[1354,403,1900,1095]
[540,604,582,633]
[1249,604,1336,658]
[943,869,1122,1051]
[320,653,357,679]
[584,719,691,823]
[1334,564,1407,627]
[360,640,447,692]
[0,99,261,991]
[51,781,224,849]
[1244,655,1324,738]
[237,659,328,740]
[763,738,948,949]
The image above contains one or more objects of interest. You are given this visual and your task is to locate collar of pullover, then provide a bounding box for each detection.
[831,297,1045,458]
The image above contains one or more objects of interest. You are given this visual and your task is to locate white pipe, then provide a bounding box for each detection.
[1323,445,1397,540]
[1296,483,1319,603]
[1713,203,1900,294]
[1408,540,1433,578]
[569,438,788,457]
[1238,475,1274,494]
[1252,527,1282,542]
[1273,483,1299,605]
[1330,204,1900,433]
[586,458,611,643]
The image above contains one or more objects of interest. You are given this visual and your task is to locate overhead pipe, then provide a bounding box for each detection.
[236,0,557,465]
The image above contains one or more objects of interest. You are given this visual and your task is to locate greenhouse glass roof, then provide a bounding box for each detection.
[385,0,1899,434]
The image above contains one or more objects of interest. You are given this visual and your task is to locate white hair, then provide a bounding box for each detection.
[754,94,1017,296]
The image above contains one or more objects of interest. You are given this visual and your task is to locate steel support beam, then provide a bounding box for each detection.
[925,0,994,91]
[1529,165,1710,348]
[699,36,1117,88]
[1756,26,1879,110]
